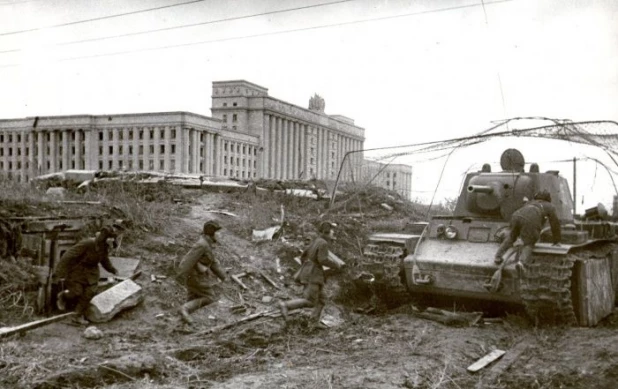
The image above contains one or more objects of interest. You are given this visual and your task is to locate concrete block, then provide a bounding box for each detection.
[86,279,143,323]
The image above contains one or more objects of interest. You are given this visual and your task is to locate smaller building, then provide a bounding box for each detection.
[362,160,413,200]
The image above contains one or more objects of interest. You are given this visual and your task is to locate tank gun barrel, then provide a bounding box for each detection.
[467,185,494,194]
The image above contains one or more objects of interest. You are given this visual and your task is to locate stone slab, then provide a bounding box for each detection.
[99,256,140,279]
[86,279,143,323]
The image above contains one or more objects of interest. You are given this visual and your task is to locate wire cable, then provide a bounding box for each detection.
[0,0,207,36]
[0,0,514,66]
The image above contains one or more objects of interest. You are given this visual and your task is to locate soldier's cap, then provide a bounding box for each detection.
[203,220,222,233]
[318,221,334,234]
[534,190,551,202]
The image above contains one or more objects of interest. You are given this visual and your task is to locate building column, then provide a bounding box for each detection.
[60,130,68,171]
[269,116,276,179]
[299,124,306,179]
[181,128,189,173]
[261,115,269,179]
[273,117,280,179]
[291,122,297,179]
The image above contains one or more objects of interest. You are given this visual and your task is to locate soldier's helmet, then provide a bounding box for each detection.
[534,190,552,202]
[203,220,222,235]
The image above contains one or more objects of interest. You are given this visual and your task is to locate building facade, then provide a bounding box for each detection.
[0,80,366,183]
[0,80,412,198]
[362,160,413,200]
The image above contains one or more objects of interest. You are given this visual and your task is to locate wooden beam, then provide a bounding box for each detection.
[467,349,506,373]
[231,273,248,290]
[0,312,76,339]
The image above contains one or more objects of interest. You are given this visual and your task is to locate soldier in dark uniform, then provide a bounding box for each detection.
[494,190,561,266]
[176,220,228,325]
[279,221,343,329]
[54,225,122,325]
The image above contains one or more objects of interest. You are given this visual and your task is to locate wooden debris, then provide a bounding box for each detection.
[231,272,248,290]
[191,309,301,337]
[467,349,506,373]
[259,271,280,289]
[477,340,532,387]
[0,312,76,339]
[413,307,483,326]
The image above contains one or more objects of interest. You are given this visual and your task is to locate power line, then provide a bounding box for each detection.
[0,0,513,67]
[0,0,206,36]
[0,0,358,54]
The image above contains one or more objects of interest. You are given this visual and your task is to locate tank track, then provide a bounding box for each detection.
[356,243,411,309]
[519,253,578,326]
[520,243,616,326]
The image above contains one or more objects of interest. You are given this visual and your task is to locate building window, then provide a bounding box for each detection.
[119,160,123,169]
[171,129,176,138]
[129,160,133,169]
[119,146,123,154]
[224,169,227,175]
[243,146,246,154]
[223,114,227,122]
[236,157,239,166]
[119,131,123,140]
[149,130,154,139]
[386,172,390,178]
[159,160,164,170]
[232,125,237,131]
[160,145,165,153]
[171,160,175,170]
[99,146,103,155]
[109,146,113,154]
[129,146,133,154]
[253,160,256,168]
[149,145,154,154]
[71,146,75,155]
[139,145,143,155]
[386,181,390,187]
[393,181,397,188]
[223,103,227,107]
[233,102,237,107]
[224,156,228,164]
[108,161,113,170]
[139,160,144,169]
[160,129,165,139]
[72,161,76,169]
[8,148,12,156]
[139,130,144,140]
[224,142,228,151]
[129,130,133,140]
[149,160,154,170]
[171,144,176,153]
[17,134,21,142]
[232,114,237,122]
[99,161,103,169]
[108,130,113,140]
[231,144,234,152]
[310,158,314,164]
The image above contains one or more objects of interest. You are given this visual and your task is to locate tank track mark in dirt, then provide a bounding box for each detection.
[521,243,617,326]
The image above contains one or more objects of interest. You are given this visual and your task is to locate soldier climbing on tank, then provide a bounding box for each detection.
[278,221,344,329]
[54,224,124,325]
[176,220,228,325]
[494,190,561,267]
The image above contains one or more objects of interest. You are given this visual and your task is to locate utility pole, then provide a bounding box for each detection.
[573,157,577,215]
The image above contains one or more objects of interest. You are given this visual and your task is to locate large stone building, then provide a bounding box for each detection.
[0,80,365,183]
[362,160,413,200]
[0,80,411,197]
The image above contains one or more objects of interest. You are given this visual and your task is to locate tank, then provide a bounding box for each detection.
[402,148,618,326]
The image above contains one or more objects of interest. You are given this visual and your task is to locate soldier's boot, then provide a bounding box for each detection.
[278,299,312,323]
[310,304,328,330]
[180,298,211,325]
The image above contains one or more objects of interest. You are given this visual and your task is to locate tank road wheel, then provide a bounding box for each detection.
[519,254,578,326]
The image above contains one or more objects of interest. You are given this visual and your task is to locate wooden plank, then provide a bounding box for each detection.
[467,349,506,373]
[576,258,614,327]
[0,312,76,339]
[477,340,531,387]
[610,250,618,303]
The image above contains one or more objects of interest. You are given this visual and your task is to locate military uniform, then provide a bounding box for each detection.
[280,222,342,327]
[176,221,227,324]
[54,233,118,320]
[495,197,561,265]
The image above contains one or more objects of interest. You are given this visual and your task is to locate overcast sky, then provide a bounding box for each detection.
[1,0,617,210]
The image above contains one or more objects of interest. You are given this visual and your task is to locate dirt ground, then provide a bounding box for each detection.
[1,189,618,389]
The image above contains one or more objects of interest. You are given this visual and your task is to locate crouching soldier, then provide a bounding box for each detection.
[279,221,344,329]
[176,220,228,325]
[54,225,123,325]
